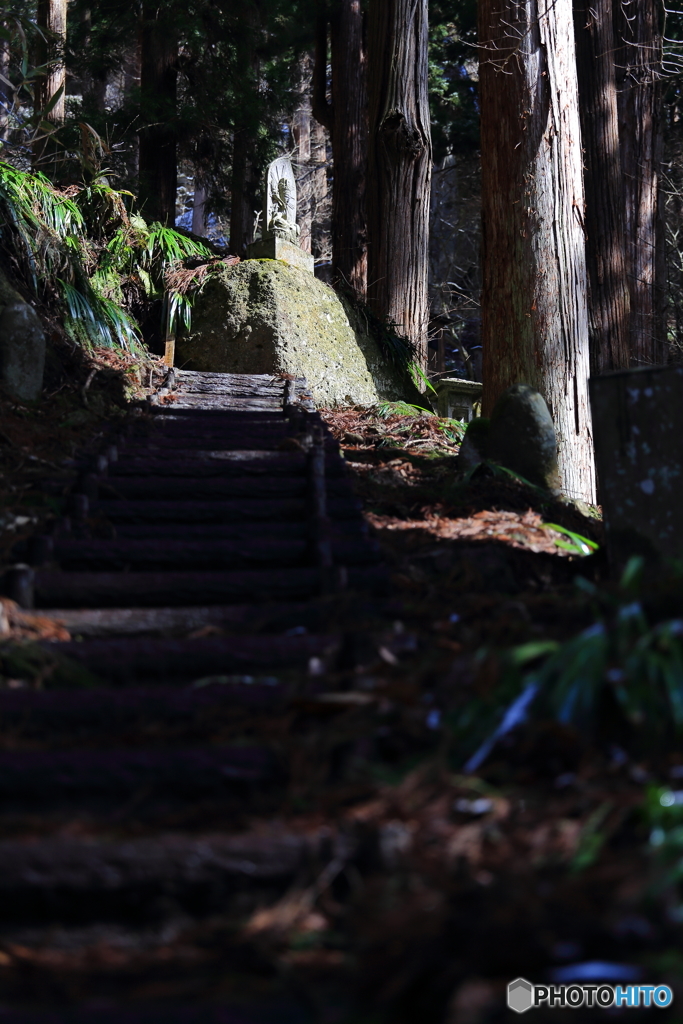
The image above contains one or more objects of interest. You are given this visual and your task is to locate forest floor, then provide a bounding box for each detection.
[0,353,681,1023]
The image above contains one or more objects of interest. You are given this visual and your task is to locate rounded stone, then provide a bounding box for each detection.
[458,417,490,471]
[0,301,46,402]
[487,383,561,492]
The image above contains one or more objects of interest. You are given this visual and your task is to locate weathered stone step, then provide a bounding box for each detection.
[94,474,348,501]
[131,422,289,442]
[51,536,380,570]
[95,496,361,523]
[34,568,320,608]
[35,566,385,609]
[167,396,284,411]
[0,745,276,809]
[46,633,338,682]
[0,829,323,924]
[37,601,322,637]
[106,453,346,477]
[174,369,298,387]
[110,520,366,541]
[146,407,287,424]
[0,992,310,1024]
[0,684,285,736]
[121,434,335,453]
[112,448,302,463]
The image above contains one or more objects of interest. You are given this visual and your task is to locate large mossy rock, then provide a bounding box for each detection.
[175,260,417,407]
[0,270,45,402]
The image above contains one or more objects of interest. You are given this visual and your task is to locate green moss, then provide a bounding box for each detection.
[176,260,417,408]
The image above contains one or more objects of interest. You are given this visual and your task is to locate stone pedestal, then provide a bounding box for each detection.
[246,237,314,274]
[434,377,482,421]
[590,365,683,571]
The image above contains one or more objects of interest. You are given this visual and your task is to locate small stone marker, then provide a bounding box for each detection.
[246,157,314,274]
[590,365,683,570]
[487,384,561,492]
[0,301,45,401]
[458,383,561,492]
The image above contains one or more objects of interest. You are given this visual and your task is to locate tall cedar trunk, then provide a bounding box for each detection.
[139,1,177,226]
[573,0,630,375]
[313,2,368,299]
[366,0,431,359]
[479,0,595,504]
[614,0,665,366]
[33,0,67,168]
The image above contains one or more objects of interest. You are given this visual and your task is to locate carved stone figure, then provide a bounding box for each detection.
[264,157,300,245]
[246,155,313,273]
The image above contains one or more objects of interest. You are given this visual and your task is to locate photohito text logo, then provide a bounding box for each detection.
[507,978,673,1013]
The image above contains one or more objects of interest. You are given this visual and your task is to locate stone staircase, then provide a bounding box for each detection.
[0,371,388,1021]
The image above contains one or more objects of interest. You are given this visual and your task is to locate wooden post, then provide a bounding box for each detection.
[163,335,175,368]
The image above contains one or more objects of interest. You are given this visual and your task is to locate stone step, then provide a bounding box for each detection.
[93,496,361,523]
[33,566,386,608]
[94,475,348,501]
[106,453,346,477]
[50,537,380,570]
[0,684,286,736]
[0,829,324,925]
[46,633,338,682]
[36,602,316,637]
[0,745,277,811]
[109,520,366,541]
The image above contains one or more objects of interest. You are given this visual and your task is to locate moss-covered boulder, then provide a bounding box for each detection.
[175,260,415,407]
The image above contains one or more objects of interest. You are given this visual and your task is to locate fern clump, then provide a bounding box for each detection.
[0,161,215,354]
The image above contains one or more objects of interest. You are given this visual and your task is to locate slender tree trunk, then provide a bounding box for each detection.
[293,58,313,254]
[33,0,67,168]
[479,0,595,504]
[123,40,141,184]
[139,1,177,225]
[192,183,207,236]
[614,0,665,366]
[229,129,255,257]
[81,8,107,111]
[0,34,10,140]
[366,0,431,360]
[35,0,67,119]
[310,119,328,210]
[331,0,367,298]
[313,2,367,299]
[573,0,630,375]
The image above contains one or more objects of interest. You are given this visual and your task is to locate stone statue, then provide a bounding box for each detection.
[264,157,300,245]
[246,155,313,273]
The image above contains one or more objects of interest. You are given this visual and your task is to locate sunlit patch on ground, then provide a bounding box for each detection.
[366,508,574,556]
